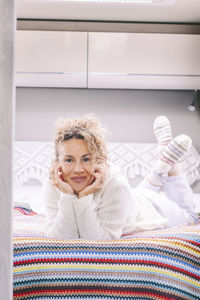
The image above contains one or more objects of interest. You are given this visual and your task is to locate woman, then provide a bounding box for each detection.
[43,115,198,240]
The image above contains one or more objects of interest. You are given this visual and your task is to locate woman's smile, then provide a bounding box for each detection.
[71,176,87,183]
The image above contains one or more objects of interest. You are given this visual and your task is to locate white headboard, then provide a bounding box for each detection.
[14,142,200,188]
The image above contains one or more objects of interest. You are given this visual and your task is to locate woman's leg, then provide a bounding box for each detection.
[163,173,198,223]
[137,177,196,226]
[138,176,198,226]
[137,116,173,191]
[153,115,187,177]
[138,116,197,225]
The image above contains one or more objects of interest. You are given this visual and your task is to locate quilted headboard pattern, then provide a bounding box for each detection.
[14,142,200,187]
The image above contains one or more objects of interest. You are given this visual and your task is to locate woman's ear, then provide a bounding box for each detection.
[92,164,98,174]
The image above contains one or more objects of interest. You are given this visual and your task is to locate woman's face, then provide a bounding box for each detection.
[58,138,95,193]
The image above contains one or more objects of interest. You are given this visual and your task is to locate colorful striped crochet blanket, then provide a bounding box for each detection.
[13,213,200,300]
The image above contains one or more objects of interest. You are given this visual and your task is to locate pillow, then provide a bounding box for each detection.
[14,141,54,185]
[107,143,200,187]
[14,141,200,187]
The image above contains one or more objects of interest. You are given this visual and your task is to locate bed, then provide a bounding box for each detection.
[13,142,200,299]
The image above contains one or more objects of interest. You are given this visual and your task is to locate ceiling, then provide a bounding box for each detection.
[17,0,200,23]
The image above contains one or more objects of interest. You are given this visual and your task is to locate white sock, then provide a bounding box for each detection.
[154,116,173,154]
[149,135,192,186]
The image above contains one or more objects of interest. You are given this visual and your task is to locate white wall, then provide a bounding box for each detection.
[16,87,200,151]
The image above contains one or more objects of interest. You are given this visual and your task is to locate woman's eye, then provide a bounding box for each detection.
[83,157,91,163]
[65,158,73,163]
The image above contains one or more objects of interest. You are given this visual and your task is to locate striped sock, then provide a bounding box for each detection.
[149,134,192,186]
[153,116,173,154]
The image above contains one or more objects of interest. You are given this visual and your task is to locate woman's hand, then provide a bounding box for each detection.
[78,167,105,198]
[50,162,74,195]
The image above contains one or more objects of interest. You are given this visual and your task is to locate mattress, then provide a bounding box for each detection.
[13,208,200,300]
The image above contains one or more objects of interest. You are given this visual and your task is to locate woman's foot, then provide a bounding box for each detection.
[148,134,192,186]
[153,115,173,154]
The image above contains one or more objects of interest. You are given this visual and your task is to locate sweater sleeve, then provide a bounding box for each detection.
[42,178,79,239]
[72,183,131,240]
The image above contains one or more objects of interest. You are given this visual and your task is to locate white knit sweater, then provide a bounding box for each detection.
[43,163,168,240]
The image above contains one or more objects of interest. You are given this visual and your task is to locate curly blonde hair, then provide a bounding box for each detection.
[54,114,108,168]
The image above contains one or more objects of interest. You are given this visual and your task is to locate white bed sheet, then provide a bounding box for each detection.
[14,184,200,215]
[14,184,44,214]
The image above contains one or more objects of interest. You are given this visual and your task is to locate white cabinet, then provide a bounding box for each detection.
[16,31,200,89]
[16,31,87,87]
[88,32,200,89]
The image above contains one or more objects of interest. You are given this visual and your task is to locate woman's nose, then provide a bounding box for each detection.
[74,161,84,172]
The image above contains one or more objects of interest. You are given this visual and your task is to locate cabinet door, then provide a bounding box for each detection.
[16,31,87,87]
[88,32,200,89]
